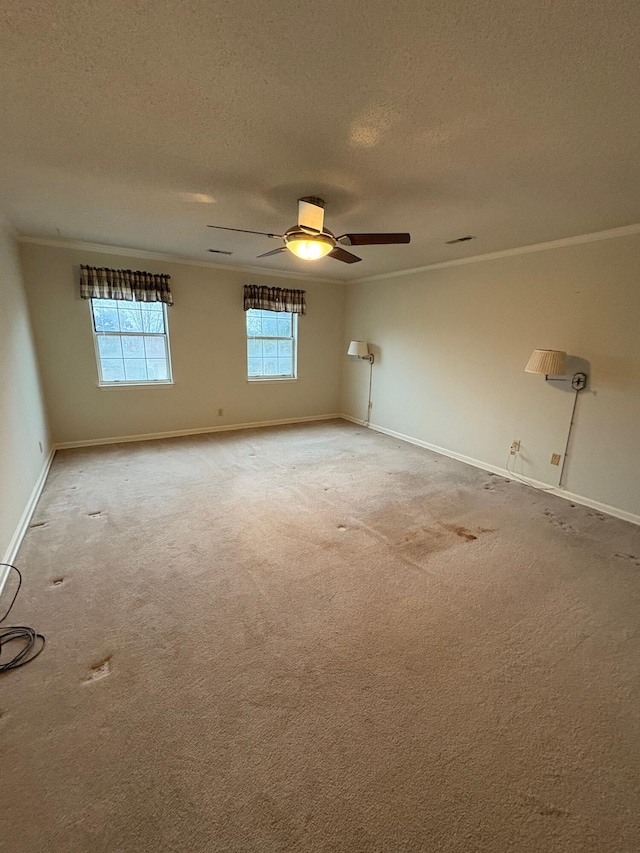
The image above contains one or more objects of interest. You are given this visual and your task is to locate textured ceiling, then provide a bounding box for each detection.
[1,0,640,280]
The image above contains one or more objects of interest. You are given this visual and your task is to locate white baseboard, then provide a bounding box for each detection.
[340,416,640,527]
[54,413,343,450]
[0,447,56,598]
[340,413,367,427]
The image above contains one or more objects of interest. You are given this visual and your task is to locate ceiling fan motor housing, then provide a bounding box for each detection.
[297,196,326,235]
[298,196,325,209]
[284,227,335,245]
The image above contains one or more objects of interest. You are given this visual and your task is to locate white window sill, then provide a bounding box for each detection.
[247,377,298,384]
[98,382,175,390]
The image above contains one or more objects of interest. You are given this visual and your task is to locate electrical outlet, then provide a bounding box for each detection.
[510,440,521,454]
[550,453,561,466]
[218,408,224,417]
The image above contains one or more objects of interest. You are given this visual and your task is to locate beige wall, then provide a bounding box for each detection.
[0,223,50,559]
[14,232,640,522]
[342,232,640,518]
[19,243,344,445]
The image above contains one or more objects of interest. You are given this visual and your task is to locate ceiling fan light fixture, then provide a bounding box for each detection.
[285,232,334,260]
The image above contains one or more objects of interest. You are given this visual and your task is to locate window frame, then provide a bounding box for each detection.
[89,297,174,388]
[246,309,298,382]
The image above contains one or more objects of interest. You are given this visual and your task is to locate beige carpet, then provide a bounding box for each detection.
[2,420,640,852]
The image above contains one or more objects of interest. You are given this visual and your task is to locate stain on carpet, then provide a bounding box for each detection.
[83,657,112,683]
[615,553,640,566]
[442,523,478,541]
[521,792,570,818]
[399,521,493,560]
[543,509,576,533]
[482,475,508,491]
[538,804,570,817]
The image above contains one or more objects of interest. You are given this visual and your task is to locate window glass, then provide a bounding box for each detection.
[91,298,172,386]
[245,309,297,380]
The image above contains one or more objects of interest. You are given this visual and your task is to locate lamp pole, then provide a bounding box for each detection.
[555,373,587,487]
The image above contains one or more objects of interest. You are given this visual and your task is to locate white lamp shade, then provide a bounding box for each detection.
[525,349,567,375]
[348,340,369,357]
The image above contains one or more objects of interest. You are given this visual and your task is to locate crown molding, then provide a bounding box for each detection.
[351,222,640,284]
[17,220,640,287]
[15,235,346,284]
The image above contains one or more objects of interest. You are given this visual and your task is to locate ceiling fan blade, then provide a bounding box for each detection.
[257,247,287,259]
[338,233,411,246]
[298,197,324,234]
[328,247,362,264]
[207,225,282,238]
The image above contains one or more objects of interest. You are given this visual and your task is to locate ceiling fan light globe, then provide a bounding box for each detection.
[285,233,334,260]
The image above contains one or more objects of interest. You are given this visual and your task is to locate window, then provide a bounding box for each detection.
[90,298,173,386]
[246,309,297,380]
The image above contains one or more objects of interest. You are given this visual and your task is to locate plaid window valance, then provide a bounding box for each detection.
[243,285,306,315]
[80,265,173,306]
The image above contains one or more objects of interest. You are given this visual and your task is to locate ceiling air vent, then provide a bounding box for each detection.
[207,249,233,255]
[445,235,475,244]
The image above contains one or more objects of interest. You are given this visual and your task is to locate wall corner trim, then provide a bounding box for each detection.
[0,447,56,597]
[339,416,640,527]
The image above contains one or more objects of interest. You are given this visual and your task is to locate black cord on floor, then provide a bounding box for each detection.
[0,564,45,673]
